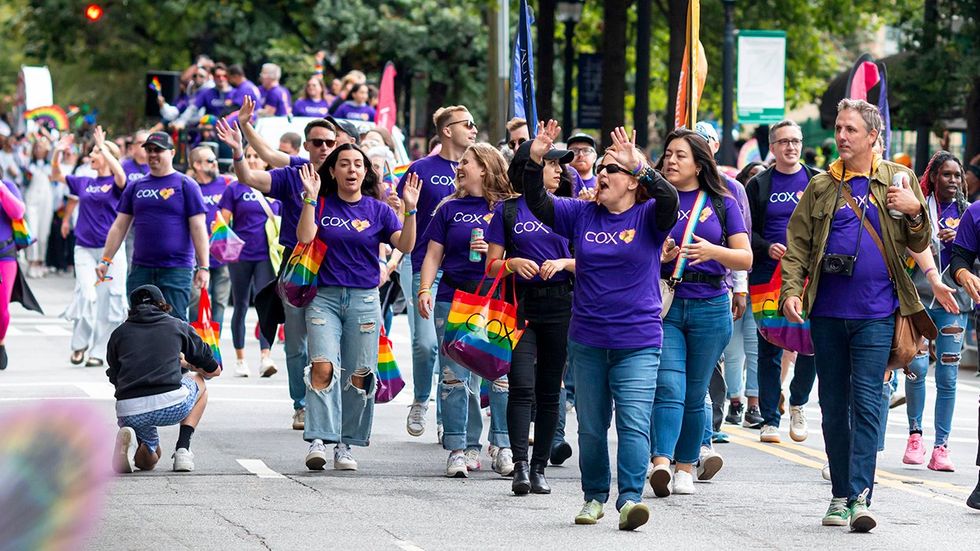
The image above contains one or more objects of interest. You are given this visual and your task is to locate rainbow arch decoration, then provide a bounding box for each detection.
[24,105,69,131]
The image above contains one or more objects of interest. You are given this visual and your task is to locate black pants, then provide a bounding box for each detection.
[506,290,571,466]
[228,259,276,350]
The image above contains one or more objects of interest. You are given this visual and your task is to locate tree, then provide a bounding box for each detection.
[600,0,629,149]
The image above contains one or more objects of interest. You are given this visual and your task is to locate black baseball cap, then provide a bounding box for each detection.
[142,131,174,150]
[326,117,360,144]
[130,284,166,306]
[566,133,596,149]
[543,148,574,164]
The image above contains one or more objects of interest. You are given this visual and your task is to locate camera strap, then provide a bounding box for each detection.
[841,186,894,282]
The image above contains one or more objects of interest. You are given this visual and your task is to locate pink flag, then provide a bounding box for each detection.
[375,62,397,131]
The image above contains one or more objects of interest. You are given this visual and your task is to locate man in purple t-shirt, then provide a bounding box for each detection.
[567,133,597,199]
[228,64,262,110]
[97,132,211,322]
[258,63,292,118]
[186,146,232,334]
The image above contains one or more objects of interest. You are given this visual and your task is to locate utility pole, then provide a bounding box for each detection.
[721,0,736,166]
[488,0,510,142]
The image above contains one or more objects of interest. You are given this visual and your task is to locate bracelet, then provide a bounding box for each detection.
[924,267,937,278]
[100,256,113,265]
[303,197,316,206]
[504,259,514,274]
[405,209,417,216]
[631,161,645,177]
[417,288,431,296]
[195,266,210,272]
[233,152,244,163]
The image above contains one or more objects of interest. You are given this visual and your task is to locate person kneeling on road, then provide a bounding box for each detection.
[107,284,221,474]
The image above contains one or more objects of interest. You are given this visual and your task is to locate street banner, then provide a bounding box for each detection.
[577,53,602,129]
[511,0,538,135]
[845,53,892,158]
[737,30,786,124]
[375,62,397,132]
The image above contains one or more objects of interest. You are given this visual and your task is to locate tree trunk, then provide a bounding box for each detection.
[600,0,628,150]
[634,0,652,149]
[967,76,980,162]
[665,0,688,132]
[425,80,449,139]
[536,0,556,121]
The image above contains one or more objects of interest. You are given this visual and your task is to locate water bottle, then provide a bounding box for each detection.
[888,173,906,219]
[469,228,484,262]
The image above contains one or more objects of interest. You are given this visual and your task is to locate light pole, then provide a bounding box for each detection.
[557,0,584,140]
[721,0,736,166]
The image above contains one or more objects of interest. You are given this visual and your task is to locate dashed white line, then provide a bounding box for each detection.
[392,540,426,551]
[236,459,286,479]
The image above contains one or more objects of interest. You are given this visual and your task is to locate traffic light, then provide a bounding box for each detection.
[84,3,103,22]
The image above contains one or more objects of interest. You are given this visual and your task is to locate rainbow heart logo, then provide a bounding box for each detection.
[159,188,175,200]
[618,229,636,244]
[698,207,713,223]
[947,217,960,229]
[482,213,494,224]
[352,219,371,232]
[100,184,112,193]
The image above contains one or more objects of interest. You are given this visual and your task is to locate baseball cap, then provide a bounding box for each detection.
[326,117,360,144]
[130,284,165,306]
[543,148,574,164]
[142,131,174,150]
[566,133,596,149]
[694,121,719,143]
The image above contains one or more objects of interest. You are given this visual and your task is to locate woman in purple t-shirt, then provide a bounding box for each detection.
[331,84,376,122]
[649,129,752,497]
[51,127,128,368]
[293,77,331,118]
[417,143,517,479]
[295,144,419,472]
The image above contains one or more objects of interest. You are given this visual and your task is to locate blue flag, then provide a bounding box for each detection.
[877,64,891,159]
[512,0,538,136]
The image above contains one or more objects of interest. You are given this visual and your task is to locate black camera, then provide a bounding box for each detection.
[821,254,855,276]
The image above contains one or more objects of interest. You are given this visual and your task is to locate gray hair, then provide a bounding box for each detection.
[768,120,802,143]
[837,99,882,135]
[261,63,282,81]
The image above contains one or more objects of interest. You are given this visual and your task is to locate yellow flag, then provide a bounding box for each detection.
[674,0,708,129]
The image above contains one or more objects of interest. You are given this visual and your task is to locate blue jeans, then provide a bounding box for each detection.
[303,287,380,446]
[652,295,732,464]
[434,300,509,451]
[127,265,193,321]
[757,332,817,427]
[877,375,899,451]
[907,307,966,447]
[811,315,894,505]
[723,303,759,398]
[401,263,443,423]
[571,339,660,511]
[284,300,308,411]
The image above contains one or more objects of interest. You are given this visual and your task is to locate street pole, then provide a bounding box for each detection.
[721,0,736,166]
[634,0,651,148]
[488,0,510,142]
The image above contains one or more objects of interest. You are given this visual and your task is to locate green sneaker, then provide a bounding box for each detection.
[618,500,650,531]
[849,489,876,532]
[574,500,604,525]
[821,497,849,526]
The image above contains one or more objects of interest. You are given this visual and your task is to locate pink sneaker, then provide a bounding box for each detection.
[928,445,955,472]
[902,433,925,465]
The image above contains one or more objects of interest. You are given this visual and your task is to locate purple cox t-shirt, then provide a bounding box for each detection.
[121,158,149,185]
[293,99,330,118]
[66,174,121,248]
[199,177,231,268]
[426,196,494,302]
[953,201,980,258]
[486,196,571,284]
[333,102,376,122]
[550,197,670,349]
[230,80,261,109]
[268,165,307,250]
[811,177,898,319]
[194,87,236,117]
[662,190,747,299]
[116,173,208,268]
[572,172,597,197]
[935,201,962,270]
[397,155,458,271]
[761,168,809,273]
[218,183,281,262]
[261,85,292,117]
[315,194,401,289]
[0,179,23,258]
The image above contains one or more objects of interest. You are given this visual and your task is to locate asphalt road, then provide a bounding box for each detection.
[3,272,980,550]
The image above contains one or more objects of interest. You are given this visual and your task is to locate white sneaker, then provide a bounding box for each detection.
[172,448,195,472]
[305,439,327,470]
[789,405,808,442]
[648,463,672,497]
[464,448,481,471]
[292,408,305,430]
[113,427,137,473]
[259,356,278,378]
[821,462,831,481]
[492,447,515,476]
[447,450,468,478]
[696,445,723,481]
[760,424,781,443]
[672,470,695,494]
[235,358,250,377]
[407,403,427,437]
[333,443,357,470]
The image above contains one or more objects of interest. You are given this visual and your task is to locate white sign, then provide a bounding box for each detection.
[737,31,786,124]
[19,66,54,110]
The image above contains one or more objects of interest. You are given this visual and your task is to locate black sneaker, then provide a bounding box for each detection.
[743,405,764,429]
[968,477,980,510]
[724,402,744,425]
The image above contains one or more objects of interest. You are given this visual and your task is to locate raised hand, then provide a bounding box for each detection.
[401,173,421,211]
[215,117,243,153]
[92,126,107,148]
[299,163,321,198]
[56,133,74,153]
[239,95,255,124]
[529,119,562,164]
[608,127,642,173]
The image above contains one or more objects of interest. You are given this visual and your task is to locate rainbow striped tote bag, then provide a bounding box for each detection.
[375,326,405,403]
[189,288,222,367]
[208,211,245,263]
[440,267,524,381]
[11,217,35,250]
[276,238,327,308]
[749,261,814,356]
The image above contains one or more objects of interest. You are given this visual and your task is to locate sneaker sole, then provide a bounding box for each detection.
[619,505,650,531]
[334,462,358,471]
[114,427,136,474]
[790,430,808,442]
[724,416,741,425]
[850,514,876,532]
[760,434,781,443]
[512,481,531,495]
[574,512,604,525]
[173,461,194,472]
[260,366,278,378]
[495,466,515,477]
[822,516,849,527]
[742,420,764,429]
[889,396,907,409]
[649,468,672,498]
[306,455,327,470]
[406,423,425,437]
[447,469,468,478]
[927,464,955,472]
[697,455,723,481]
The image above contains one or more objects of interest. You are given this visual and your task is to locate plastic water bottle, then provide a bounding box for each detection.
[469,228,484,262]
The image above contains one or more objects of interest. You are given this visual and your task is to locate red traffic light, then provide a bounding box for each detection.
[85,3,103,21]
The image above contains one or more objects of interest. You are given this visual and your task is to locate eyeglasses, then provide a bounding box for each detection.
[774,138,803,148]
[447,120,477,131]
[308,138,336,148]
[570,147,595,157]
[596,163,630,175]
[508,137,527,149]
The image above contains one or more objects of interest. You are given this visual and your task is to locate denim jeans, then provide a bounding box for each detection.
[757,333,817,427]
[189,265,231,333]
[303,286,380,446]
[403,263,443,423]
[652,295,732,464]
[811,315,894,505]
[723,304,759,399]
[127,265,193,321]
[906,307,966,447]
[434,300,509,451]
[570,339,660,511]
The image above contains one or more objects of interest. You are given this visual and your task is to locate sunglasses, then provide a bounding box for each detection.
[144,146,165,154]
[447,120,477,131]
[308,138,336,148]
[201,158,217,164]
[595,163,630,175]
[508,137,527,149]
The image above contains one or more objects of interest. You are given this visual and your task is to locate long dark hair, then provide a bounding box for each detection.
[736,162,765,186]
[655,128,730,198]
[317,144,381,199]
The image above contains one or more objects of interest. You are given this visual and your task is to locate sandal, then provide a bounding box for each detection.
[70,349,86,365]
[85,357,104,367]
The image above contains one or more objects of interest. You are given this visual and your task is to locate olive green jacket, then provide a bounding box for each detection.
[779,159,930,317]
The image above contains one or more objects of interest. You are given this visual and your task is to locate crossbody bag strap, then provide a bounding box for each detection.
[841,186,894,281]
[256,192,279,232]
[669,190,709,285]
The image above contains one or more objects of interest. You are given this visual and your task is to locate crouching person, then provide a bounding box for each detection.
[107,284,222,473]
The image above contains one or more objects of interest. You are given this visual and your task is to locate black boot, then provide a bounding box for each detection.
[530,463,551,494]
[0,345,6,370]
[512,461,531,495]
[968,474,980,510]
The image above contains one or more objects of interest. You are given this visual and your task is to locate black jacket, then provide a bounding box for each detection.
[106,304,219,400]
[745,164,821,281]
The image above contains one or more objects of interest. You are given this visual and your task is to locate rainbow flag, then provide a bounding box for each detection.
[392,164,410,181]
[749,262,813,356]
[11,217,35,249]
[375,328,404,403]
[277,238,328,308]
[198,114,218,126]
[24,105,69,131]
[148,76,163,94]
[190,289,222,367]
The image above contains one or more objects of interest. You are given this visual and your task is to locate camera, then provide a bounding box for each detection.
[821,254,855,276]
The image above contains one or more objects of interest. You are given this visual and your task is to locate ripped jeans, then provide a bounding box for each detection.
[433,300,510,452]
[906,308,966,447]
[304,286,381,447]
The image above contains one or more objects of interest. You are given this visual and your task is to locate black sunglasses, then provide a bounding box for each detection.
[508,137,527,149]
[308,138,336,148]
[447,120,477,130]
[595,163,630,175]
